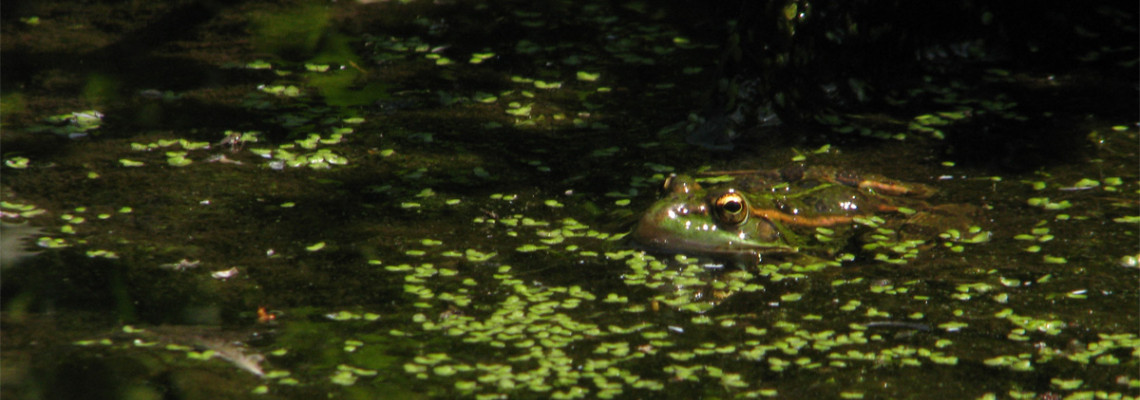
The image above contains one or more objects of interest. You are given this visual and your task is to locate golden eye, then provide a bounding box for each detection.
[713,191,748,225]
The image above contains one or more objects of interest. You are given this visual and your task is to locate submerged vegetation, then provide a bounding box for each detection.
[1,0,1137,399]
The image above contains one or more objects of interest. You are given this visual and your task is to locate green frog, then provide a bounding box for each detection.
[631,166,970,264]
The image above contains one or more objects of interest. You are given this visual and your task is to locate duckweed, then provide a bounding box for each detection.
[780,293,803,302]
[19,2,1138,399]
[5,157,30,169]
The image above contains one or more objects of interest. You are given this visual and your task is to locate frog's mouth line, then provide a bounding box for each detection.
[629,234,797,260]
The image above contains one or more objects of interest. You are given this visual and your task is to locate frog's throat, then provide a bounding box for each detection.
[631,231,797,258]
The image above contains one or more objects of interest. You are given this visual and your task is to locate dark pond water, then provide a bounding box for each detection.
[2,1,1137,399]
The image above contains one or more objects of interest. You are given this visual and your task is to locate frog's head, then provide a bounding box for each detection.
[631,175,796,263]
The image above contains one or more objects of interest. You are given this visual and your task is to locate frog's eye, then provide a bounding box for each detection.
[713,191,748,225]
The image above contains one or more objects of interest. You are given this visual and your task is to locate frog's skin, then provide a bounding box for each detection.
[631,166,944,264]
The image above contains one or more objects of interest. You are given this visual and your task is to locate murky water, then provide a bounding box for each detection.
[2,1,1137,399]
